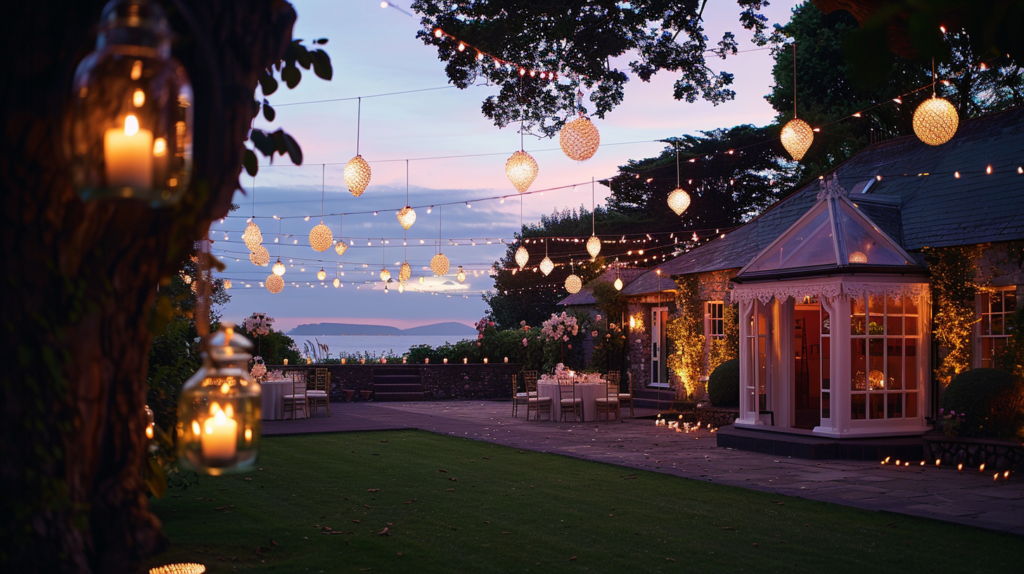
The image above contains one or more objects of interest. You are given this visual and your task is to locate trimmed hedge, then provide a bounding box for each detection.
[708,358,740,408]
[940,368,1020,438]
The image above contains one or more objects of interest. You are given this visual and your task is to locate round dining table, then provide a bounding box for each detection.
[261,379,299,420]
[536,382,606,421]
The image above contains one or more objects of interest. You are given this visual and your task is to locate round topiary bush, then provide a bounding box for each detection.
[708,358,740,408]
[940,368,1020,438]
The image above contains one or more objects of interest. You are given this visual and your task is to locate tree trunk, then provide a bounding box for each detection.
[0,1,295,571]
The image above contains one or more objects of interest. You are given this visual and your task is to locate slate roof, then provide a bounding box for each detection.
[557,267,648,306]
[620,106,1024,296]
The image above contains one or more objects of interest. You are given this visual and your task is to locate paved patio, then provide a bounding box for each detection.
[264,400,1024,535]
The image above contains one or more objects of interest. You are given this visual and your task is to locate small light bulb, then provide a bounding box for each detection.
[458,42,465,52]
[434,28,443,38]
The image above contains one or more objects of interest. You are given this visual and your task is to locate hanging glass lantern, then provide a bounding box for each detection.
[780,118,813,161]
[586,235,601,259]
[265,274,284,293]
[565,274,582,294]
[506,150,538,193]
[70,0,192,206]
[913,96,958,146]
[242,221,263,251]
[309,222,333,252]
[272,258,286,276]
[456,265,466,283]
[667,188,691,216]
[399,261,412,283]
[614,277,623,291]
[144,404,155,440]
[344,155,371,196]
[176,323,261,475]
[317,268,327,281]
[430,253,450,276]
[397,206,416,230]
[515,245,529,269]
[335,239,349,256]
[539,257,554,276]
[333,277,340,288]
[380,267,391,282]
[559,115,600,161]
[249,245,269,267]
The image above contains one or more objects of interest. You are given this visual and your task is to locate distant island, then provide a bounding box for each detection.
[288,321,477,337]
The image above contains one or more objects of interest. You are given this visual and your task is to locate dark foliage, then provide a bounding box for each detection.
[708,358,741,407]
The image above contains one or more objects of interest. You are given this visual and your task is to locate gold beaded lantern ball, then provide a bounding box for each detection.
[223,279,232,290]
[430,253,450,276]
[397,206,416,230]
[781,118,814,161]
[333,277,340,288]
[317,268,326,281]
[539,256,554,276]
[506,150,538,193]
[334,239,348,257]
[272,259,286,276]
[667,188,691,216]
[913,96,958,146]
[565,274,582,294]
[309,222,333,252]
[614,277,623,291]
[456,265,466,283]
[586,235,601,259]
[249,245,269,267]
[242,221,263,251]
[266,274,284,294]
[849,250,868,264]
[344,155,371,197]
[380,268,391,282]
[515,245,529,269]
[559,116,600,161]
[399,261,412,283]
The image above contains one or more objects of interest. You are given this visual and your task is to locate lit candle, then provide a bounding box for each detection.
[504,357,508,363]
[283,358,288,365]
[483,358,488,364]
[463,358,468,364]
[307,357,311,364]
[443,358,448,364]
[202,405,237,462]
[104,115,152,190]
[341,358,346,364]
[424,358,429,364]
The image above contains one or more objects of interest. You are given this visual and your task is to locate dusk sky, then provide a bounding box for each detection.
[211,0,802,332]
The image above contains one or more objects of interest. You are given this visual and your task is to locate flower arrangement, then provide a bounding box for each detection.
[243,312,274,337]
[541,312,579,343]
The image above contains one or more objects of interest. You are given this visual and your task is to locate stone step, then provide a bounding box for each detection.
[373,391,427,402]
[373,383,423,393]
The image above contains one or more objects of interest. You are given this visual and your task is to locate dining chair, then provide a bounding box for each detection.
[595,377,621,422]
[511,374,532,418]
[609,371,633,418]
[558,379,581,422]
[524,370,538,390]
[525,373,551,421]
[283,377,308,419]
[308,368,330,417]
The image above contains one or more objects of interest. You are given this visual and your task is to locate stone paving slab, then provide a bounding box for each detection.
[262,400,1024,534]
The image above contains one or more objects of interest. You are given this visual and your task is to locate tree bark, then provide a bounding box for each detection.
[0,1,295,571]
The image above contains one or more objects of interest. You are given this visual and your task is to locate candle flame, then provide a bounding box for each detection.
[145,425,154,439]
[192,420,201,435]
[153,138,167,157]
[245,428,252,442]
[130,60,143,80]
[133,89,145,107]
[124,115,139,136]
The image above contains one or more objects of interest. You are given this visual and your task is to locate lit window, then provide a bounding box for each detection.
[849,292,920,420]
[978,288,1017,368]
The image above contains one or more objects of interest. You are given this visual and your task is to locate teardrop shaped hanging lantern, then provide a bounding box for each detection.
[515,245,529,269]
[667,188,691,216]
[249,245,269,267]
[272,259,286,276]
[344,155,371,196]
[456,265,466,283]
[539,256,554,276]
[380,268,391,282]
[614,277,623,291]
[559,116,600,161]
[586,235,601,259]
[397,206,417,230]
[506,150,538,193]
[266,274,284,294]
[333,277,340,288]
[913,96,958,146]
[565,274,582,294]
[309,223,333,252]
[243,221,263,251]
[399,261,412,283]
[780,118,813,161]
[334,239,349,256]
[317,268,326,281]
[430,253,450,276]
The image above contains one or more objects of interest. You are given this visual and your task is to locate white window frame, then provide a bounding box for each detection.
[703,301,725,376]
[975,287,1018,369]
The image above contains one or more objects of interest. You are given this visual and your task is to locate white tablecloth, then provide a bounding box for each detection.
[261,380,297,420]
[536,382,606,421]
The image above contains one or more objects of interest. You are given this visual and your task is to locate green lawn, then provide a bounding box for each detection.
[146,430,1022,573]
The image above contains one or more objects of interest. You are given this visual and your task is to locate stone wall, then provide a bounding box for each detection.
[924,432,1024,471]
[974,241,1024,293]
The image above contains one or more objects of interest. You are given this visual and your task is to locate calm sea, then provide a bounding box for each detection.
[289,334,471,358]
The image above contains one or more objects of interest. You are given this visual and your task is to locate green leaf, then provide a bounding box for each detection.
[281,64,301,89]
[243,148,259,176]
[258,70,278,96]
[262,99,276,122]
[315,38,328,45]
[282,131,303,165]
[310,49,333,81]
[250,129,277,158]
[294,43,312,70]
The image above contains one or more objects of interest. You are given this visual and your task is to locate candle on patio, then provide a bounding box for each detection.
[443,358,448,364]
[483,357,488,364]
[202,404,237,462]
[424,358,429,364]
[504,357,508,363]
[463,357,468,364]
[341,358,346,364]
[104,115,153,190]
[306,357,311,364]
[283,358,288,365]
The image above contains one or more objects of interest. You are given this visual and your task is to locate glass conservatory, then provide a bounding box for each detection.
[730,178,930,438]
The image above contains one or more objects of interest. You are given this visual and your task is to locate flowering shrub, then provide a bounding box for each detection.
[938,408,966,438]
[243,312,274,336]
[541,312,580,342]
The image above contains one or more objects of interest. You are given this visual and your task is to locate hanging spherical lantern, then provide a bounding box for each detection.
[249,245,269,267]
[913,96,959,146]
[333,277,340,288]
[317,268,327,281]
[399,261,412,283]
[565,274,582,294]
[335,239,348,257]
[849,251,868,264]
[176,323,260,475]
[559,115,600,161]
[667,188,691,216]
[430,253,450,276]
[586,235,601,259]
[344,155,371,196]
[309,222,333,252]
[380,268,391,282]
[272,258,286,276]
[149,563,206,574]
[242,221,263,251]
[223,279,232,290]
[780,118,814,161]
[539,256,554,276]
[614,277,624,291]
[456,265,466,283]
[515,245,529,269]
[69,0,193,206]
[397,206,416,230]
[265,274,284,294]
[505,150,538,193]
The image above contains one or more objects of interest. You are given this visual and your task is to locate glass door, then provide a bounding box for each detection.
[651,307,669,385]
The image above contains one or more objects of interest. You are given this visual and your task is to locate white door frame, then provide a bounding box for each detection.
[650,306,669,387]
